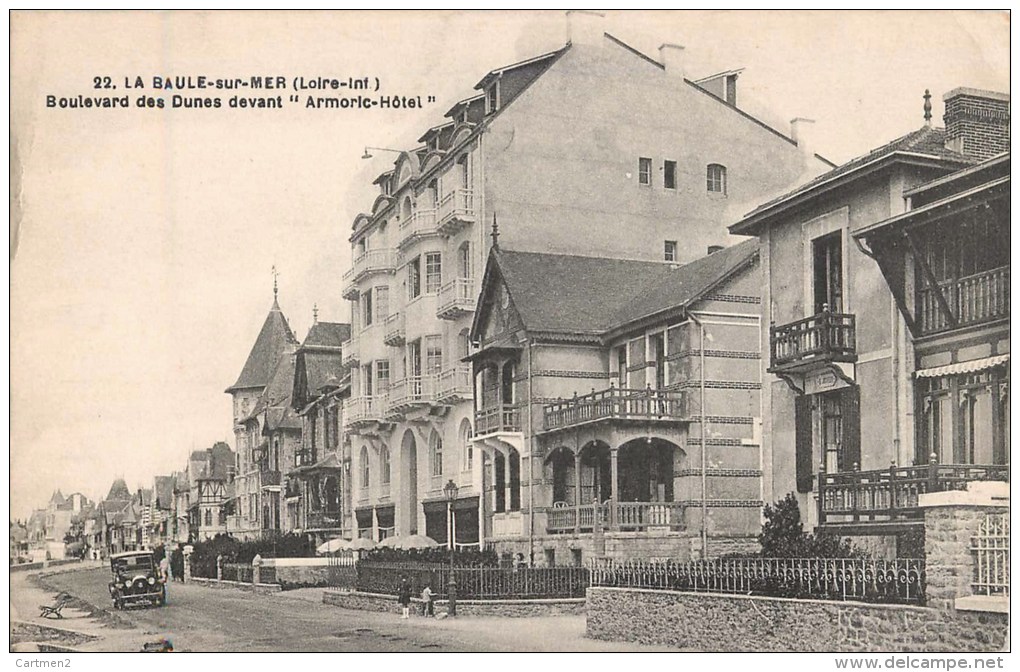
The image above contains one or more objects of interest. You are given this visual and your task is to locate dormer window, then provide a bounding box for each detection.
[486,82,500,114]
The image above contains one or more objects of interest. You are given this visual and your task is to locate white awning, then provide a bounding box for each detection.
[915,354,1009,378]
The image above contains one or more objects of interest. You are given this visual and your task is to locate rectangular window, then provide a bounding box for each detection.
[375,360,390,395]
[374,286,389,323]
[425,335,443,375]
[707,164,727,194]
[425,252,442,294]
[408,256,421,299]
[813,231,843,313]
[638,157,652,186]
[363,290,374,326]
[664,160,677,189]
[664,240,677,262]
[486,83,499,114]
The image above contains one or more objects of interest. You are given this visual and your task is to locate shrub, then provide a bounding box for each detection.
[759,493,861,558]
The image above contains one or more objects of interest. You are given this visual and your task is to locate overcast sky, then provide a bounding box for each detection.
[9,10,1009,520]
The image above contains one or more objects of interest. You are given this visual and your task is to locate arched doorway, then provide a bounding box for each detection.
[545,446,576,505]
[579,441,612,504]
[400,430,418,535]
[617,438,680,503]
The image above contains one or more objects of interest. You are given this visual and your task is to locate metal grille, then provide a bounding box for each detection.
[590,557,926,605]
[972,513,1009,597]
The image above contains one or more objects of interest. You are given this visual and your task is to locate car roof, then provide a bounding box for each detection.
[110,551,153,559]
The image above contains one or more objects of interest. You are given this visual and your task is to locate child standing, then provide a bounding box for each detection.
[398,578,412,619]
[421,584,434,617]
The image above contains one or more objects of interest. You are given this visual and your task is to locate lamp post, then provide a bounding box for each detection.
[443,478,459,617]
[361,146,404,160]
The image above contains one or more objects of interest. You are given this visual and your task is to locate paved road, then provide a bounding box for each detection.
[21,567,676,652]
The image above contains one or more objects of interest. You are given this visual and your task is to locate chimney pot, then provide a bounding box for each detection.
[566,10,605,47]
[659,43,685,78]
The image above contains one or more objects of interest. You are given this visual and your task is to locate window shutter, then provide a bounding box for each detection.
[795,394,813,493]
[842,386,861,470]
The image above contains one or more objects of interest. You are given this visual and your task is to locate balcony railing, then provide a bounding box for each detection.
[436,365,473,403]
[616,502,684,531]
[769,309,856,371]
[343,395,387,429]
[260,470,282,489]
[917,266,1009,335]
[351,248,396,280]
[546,503,608,533]
[437,188,476,234]
[387,375,439,413]
[543,386,684,432]
[383,312,405,346]
[341,337,359,366]
[818,462,1009,528]
[475,404,522,435]
[398,209,439,249]
[437,278,476,320]
[306,509,343,531]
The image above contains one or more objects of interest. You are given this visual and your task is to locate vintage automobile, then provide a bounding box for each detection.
[108,551,165,609]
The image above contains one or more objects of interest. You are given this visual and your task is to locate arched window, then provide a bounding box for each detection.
[707,164,727,194]
[430,431,444,477]
[460,419,474,471]
[380,445,391,485]
[360,446,370,489]
[458,241,472,279]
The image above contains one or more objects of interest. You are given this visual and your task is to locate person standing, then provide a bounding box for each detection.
[421,584,434,617]
[397,577,412,619]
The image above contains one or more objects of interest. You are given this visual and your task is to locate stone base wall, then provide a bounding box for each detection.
[323,589,584,618]
[586,587,1008,652]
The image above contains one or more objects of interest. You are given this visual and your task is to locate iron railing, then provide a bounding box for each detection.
[543,386,684,431]
[917,266,1009,334]
[971,513,1009,597]
[475,404,521,435]
[354,562,588,599]
[818,463,1009,526]
[437,278,476,319]
[769,308,856,370]
[590,557,926,605]
[326,553,359,590]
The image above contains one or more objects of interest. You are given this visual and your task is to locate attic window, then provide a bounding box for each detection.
[486,82,500,114]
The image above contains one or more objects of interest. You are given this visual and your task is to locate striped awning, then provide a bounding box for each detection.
[915,354,1009,378]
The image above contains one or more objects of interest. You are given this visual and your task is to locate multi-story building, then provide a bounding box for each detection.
[728,87,1009,552]
[150,475,176,546]
[343,11,829,547]
[226,286,299,538]
[287,318,351,541]
[181,443,235,541]
[466,238,763,562]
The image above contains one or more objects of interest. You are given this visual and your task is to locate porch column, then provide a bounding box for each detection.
[371,507,379,542]
[573,449,582,534]
[610,447,619,530]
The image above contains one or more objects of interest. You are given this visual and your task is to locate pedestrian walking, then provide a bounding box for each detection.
[397,577,412,619]
[421,584,434,617]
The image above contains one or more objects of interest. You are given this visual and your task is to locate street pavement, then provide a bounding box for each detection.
[11,565,678,652]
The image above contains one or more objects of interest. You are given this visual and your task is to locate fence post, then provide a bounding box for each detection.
[252,554,262,585]
[183,544,193,583]
[216,554,223,582]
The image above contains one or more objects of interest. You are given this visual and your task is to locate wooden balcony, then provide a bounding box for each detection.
[769,309,856,373]
[546,501,684,533]
[387,375,439,414]
[542,386,684,433]
[398,209,439,250]
[383,312,405,346]
[818,462,1009,533]
[341,337,359,366]
[437,278,476,320]
[917,266,1009,336]
[475,404,522,436]
[436,365,472,403]
[437,188,476,235]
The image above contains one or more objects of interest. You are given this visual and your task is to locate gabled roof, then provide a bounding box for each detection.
[302,321,350,350]
[731,126,974,235]
[226,298,298,393]
[481,240,758,341]
[136,488,153,506]
[49,490,66,506]
[106,479,131,502]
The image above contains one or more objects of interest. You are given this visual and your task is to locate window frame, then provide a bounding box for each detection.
[408,256,422,300]
[664,240,678,262]
[707,164,728,195]
[425,252,442,294]
[664,160,677,190]
[638,157,652,186]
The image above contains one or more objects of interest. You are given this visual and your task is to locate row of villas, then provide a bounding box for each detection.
[221,12,1009,564]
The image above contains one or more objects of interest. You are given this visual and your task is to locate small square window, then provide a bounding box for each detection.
[638,157,652,186]
[664,160,677,190]
[664,240,678,262]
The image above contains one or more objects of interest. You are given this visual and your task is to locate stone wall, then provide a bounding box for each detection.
[586,587,1007,652]
[923,504,1008,611]
[189,576,281,594]
[322,589,584,618]
[262,558,332,587]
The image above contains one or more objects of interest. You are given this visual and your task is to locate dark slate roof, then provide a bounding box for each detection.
[732,126,974,234]
[226,299,299,393]
[153,476,175,509]
[136,488,153,506]
[48,490,65,506]
[106,479,131,502]
[302,321,350,349]
[304,351,345,392]
[208,442,235,481]
[494,240,758,337]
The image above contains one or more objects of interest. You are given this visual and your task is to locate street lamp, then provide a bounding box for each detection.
[361,146,404,160]
[443,478,459,617]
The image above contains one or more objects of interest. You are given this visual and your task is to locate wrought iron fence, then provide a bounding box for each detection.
[222,562,253,583]
[327,553,359,590]
[354,562,588,600]
[590,557,926,605]
[972,513,1009,597]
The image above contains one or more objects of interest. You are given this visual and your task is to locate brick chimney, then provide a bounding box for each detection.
[942,87,1009,160]
[566,10,605,47]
